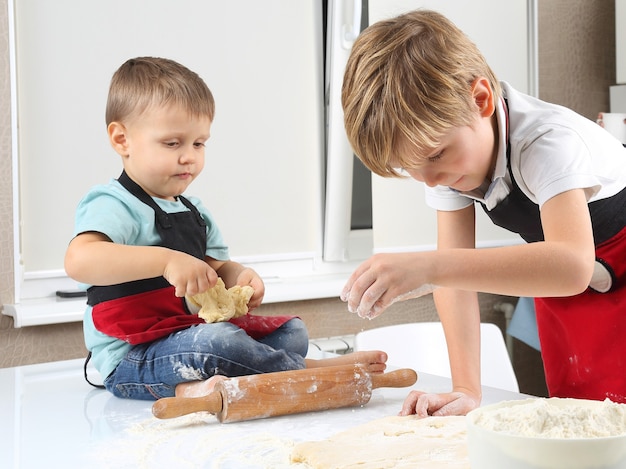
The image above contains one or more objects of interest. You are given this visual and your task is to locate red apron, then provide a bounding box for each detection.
[535,227,626,403]
[480,101,626,402]
[92,285,295,345]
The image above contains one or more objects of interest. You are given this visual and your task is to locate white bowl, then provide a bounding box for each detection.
[466,398,626,469]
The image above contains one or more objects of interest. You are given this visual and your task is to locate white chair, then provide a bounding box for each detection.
[354,322,519,392]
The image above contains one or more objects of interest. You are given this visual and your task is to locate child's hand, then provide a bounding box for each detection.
[235,268,265,312]
[341,253,435,319]
[163,251,218,297]
[399,390,480,418]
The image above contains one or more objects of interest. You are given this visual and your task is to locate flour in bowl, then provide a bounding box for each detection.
[473,398,626,439]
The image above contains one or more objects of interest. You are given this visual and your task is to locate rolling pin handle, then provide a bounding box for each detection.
[152,390,223,419]
[370,368,418,389]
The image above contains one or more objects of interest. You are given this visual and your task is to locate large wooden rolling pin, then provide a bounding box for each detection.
[152,364,417,423]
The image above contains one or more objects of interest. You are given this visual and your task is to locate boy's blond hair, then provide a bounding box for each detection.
[342,9,501,177]
[106,57,215,126]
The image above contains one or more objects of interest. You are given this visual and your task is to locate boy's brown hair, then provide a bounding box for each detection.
[342,9,501,177]
[106,57,215,126]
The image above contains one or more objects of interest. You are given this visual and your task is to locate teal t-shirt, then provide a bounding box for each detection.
[73,178,230,379]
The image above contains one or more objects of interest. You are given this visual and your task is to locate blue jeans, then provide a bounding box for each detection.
[104,318,309,400]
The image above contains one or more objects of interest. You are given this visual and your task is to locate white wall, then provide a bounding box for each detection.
[617,0,626,84]
[6,0,536,326]
[15,0,324,272]
[9,0,335,325]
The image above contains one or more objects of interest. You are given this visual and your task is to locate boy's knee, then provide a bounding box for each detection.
[179,323,245,350]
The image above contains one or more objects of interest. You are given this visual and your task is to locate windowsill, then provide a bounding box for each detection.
[3,270,354,328]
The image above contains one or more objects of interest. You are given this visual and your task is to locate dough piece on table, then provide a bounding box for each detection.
[186,278,254,323]
[291,415,469,469]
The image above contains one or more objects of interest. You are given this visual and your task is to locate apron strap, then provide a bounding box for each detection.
[117,171,206,229]
[84,351,105,389]
[118,170,172,229]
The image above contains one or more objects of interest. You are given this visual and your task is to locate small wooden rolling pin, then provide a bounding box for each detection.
[152,364,417,423]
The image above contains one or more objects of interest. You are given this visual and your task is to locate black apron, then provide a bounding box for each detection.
[87,172,295,345]
[87,171,208,344]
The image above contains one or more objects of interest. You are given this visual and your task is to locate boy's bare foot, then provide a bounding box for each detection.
[173,351,387,399]
[305,350,388,373]
[174,374,227,398]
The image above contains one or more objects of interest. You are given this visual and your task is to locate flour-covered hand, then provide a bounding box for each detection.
[341,252,436,319]
[399,390,480,418]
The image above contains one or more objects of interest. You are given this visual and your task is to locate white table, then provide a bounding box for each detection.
[0,357,528,469]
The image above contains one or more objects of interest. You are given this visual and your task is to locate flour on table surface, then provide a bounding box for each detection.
[88,413,303,469]
[291,414,469,469]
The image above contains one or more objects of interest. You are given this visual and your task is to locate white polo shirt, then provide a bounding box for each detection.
[425,81,626,212]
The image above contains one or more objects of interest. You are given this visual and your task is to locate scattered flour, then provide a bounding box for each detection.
[391,284,436,304]
[221,377,245,400]
[473,398,626,438]
[173,362,206,380]
[89,413,301,469]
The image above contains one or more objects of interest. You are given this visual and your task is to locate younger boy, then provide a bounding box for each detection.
[65,57,386,400]
[340,10,626,416]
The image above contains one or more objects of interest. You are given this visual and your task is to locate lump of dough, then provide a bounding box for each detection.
[186,278,254,323]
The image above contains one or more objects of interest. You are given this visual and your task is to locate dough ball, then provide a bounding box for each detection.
[186,278,254,323]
